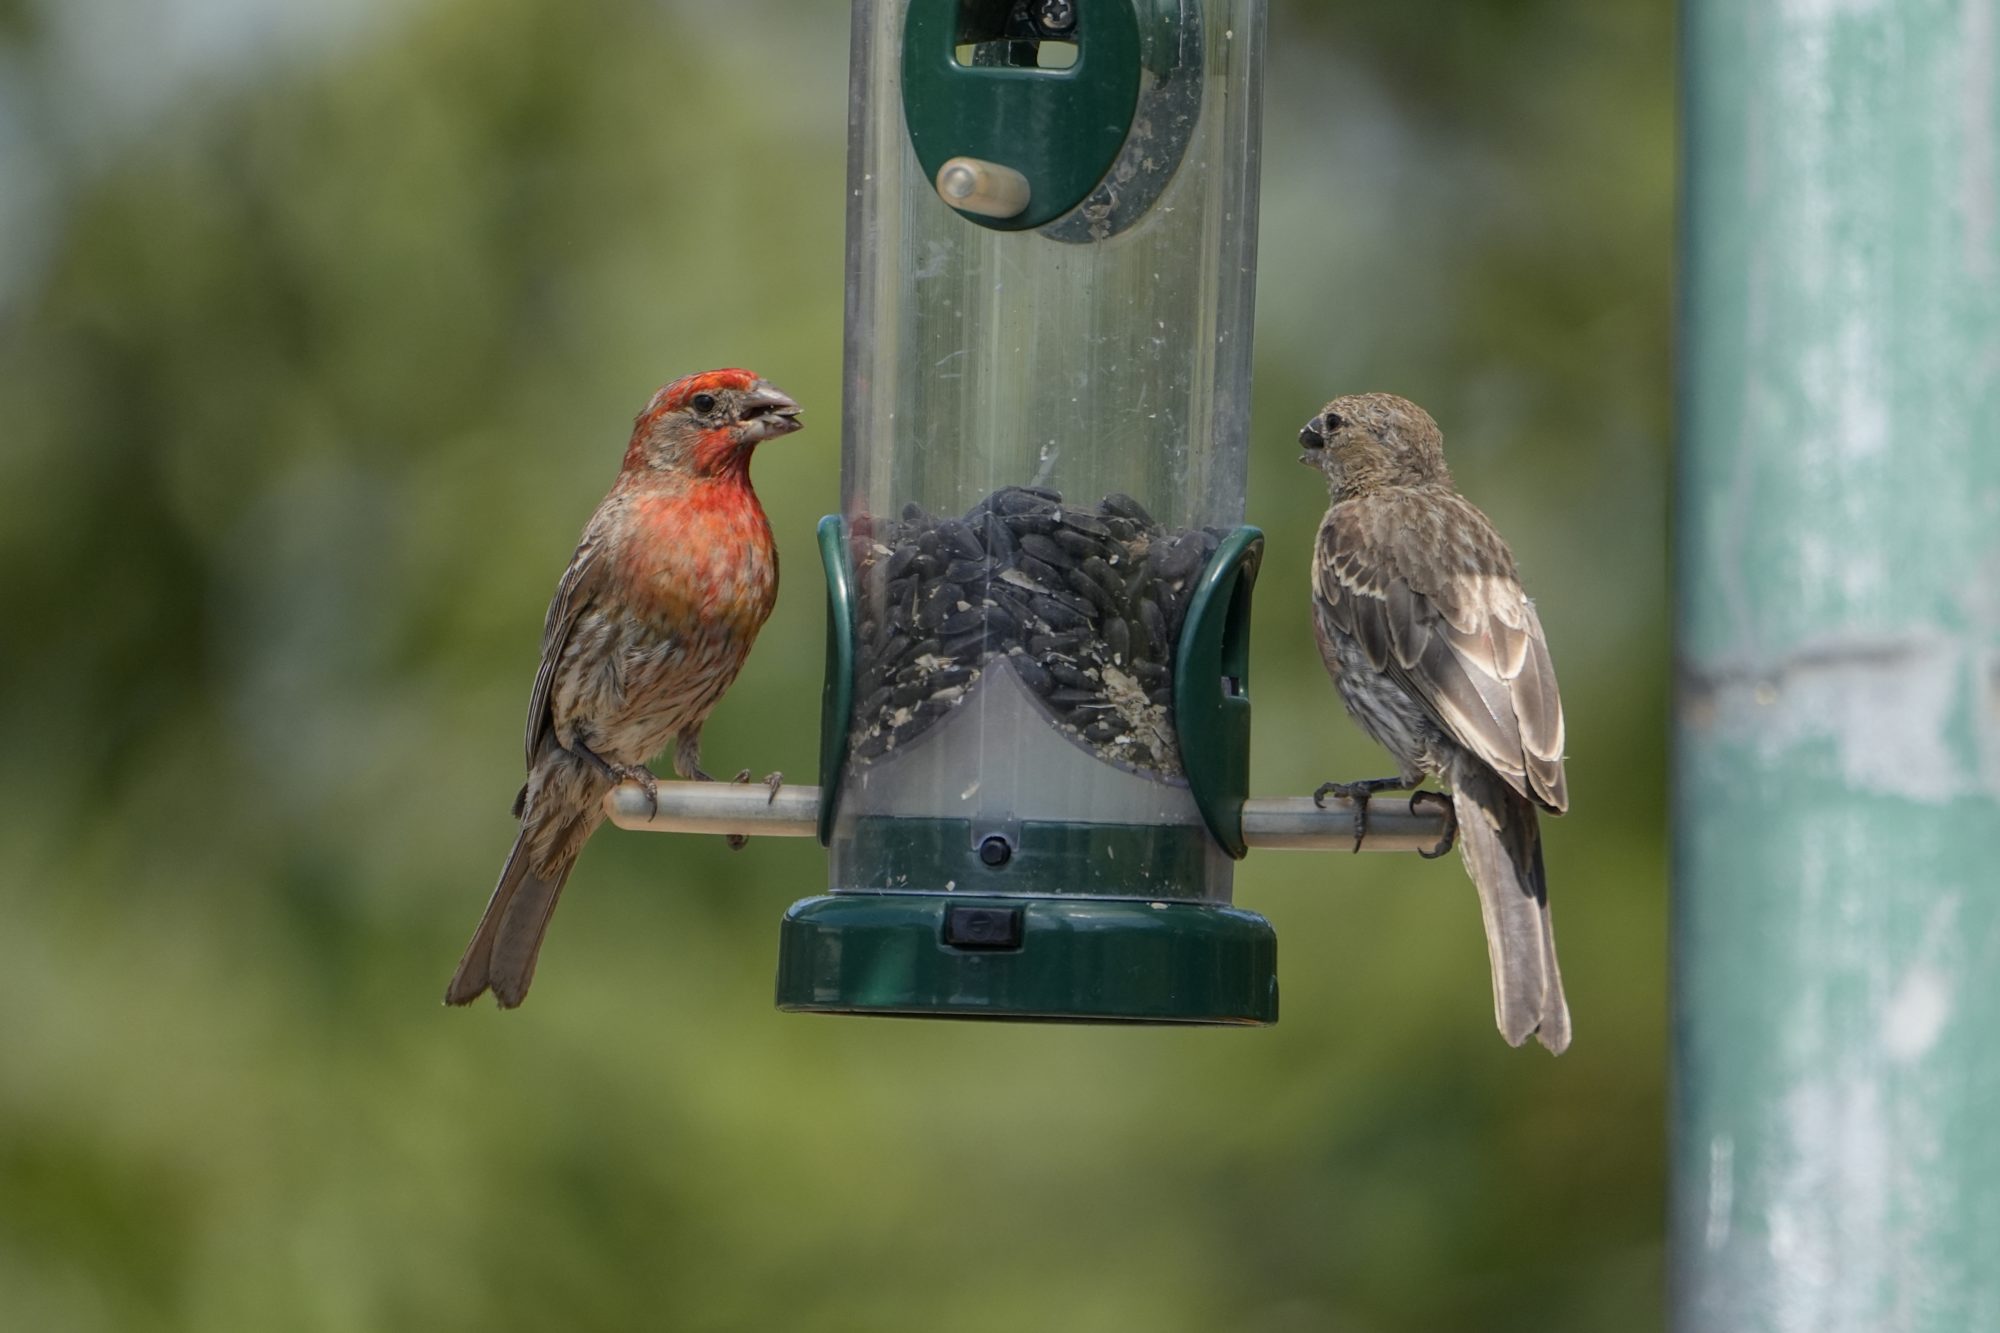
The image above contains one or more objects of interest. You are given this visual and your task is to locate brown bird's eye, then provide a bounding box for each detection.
[690,393,717,414]
[1324,412,1345,431]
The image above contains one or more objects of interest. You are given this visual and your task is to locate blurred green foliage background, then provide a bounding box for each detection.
[0,0,1669,1328]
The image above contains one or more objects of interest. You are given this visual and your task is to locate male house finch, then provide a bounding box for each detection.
[445,368,802,1008]
[1300,393,1570,1053]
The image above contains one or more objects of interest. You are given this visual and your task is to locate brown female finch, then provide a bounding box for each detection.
[1300,393,1571,1053]
[445,369,803,1009]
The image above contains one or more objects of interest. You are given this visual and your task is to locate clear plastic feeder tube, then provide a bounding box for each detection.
[828,0,1266,905]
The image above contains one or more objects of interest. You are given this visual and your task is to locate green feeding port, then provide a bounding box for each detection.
[782,0,1271,1024]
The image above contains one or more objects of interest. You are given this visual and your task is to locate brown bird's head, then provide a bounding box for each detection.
[1298,392,1450,496]
[624,368,803,479]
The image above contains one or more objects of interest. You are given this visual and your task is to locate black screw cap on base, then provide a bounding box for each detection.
[978,835,1013,867]
[943,905,1024,950]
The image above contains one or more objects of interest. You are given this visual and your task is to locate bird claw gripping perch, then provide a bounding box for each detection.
[627,767,662,818]
[717,771,782,848]
[1408,789,1457,859]
[1312,776,1418,853]
[574,737,662,816]
[724,769,757,851]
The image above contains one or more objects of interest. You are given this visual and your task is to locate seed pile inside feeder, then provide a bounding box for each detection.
[848,486,1225,777]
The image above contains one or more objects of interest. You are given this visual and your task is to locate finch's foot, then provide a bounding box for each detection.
[763,771,784,804]
[1311,777,1417,853]
[1408,789,1457,859]
[572,738,660,816]
[627,766,661,817]
[725,769,754,851]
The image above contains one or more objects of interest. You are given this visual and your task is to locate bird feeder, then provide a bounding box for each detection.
[603,0,1449,1021]
[778,0,1275,1023]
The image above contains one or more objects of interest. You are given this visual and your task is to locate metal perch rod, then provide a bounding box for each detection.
[603,782,1449,853]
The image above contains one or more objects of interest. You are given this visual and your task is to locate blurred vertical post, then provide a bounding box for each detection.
[1674,3,2000,1330]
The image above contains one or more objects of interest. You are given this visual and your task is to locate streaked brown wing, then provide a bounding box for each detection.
[1315,499,1567,813]
[523,530,607,771]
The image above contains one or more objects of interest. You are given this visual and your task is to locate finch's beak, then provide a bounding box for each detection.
[738,382,804,442]
[1298,416,1326,464]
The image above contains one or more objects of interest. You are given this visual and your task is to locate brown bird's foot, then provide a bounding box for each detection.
[762,771,784,804]
[1312,777,1417,853]
[571,738,660,816]
[724,769,754,851]
[1408,789,1458,859]
[626,766,661,817]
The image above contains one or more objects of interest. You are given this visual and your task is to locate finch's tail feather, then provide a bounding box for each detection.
[445,807,598,1009]
[1450,760,1571,1054]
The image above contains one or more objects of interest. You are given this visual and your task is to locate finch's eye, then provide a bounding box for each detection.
[1324,412,1345,431]
[690,392,717,414]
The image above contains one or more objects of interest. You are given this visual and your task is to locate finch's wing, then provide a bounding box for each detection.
[1314,498,1566,812]
[524,532,608,772]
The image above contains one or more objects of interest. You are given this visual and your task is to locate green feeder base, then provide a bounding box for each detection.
[775,893,1278,1025]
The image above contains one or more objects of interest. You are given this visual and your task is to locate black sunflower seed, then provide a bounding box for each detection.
[1058,509,1111,537]
[936,518,983,562]
[938,607,987,638]
[1080,554,1118,588]
[944,557,991,585]
[1100,492,1155,526]
[981,513,1017,561]
[1103,616,1130,664]
[1048,662,1095,690]
[1063,567,1120,617]
[1017,533,1070,567]
[1052,528,1102,560]
[1004,511,1062,536]
[1150,532,1204,581]
[996,488,1059,516]
[1030,594,1093,631]
[1009,655,1053,694]
[1016,553,1068,591]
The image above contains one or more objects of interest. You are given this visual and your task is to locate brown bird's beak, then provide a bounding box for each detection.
[1298,415,1327,464]
[738,382,804,442]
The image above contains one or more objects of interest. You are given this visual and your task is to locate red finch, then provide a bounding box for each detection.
[1300,393,1571,1053]
[445,368,803,1008]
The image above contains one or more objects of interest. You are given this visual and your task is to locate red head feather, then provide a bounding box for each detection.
[621,368,799,478]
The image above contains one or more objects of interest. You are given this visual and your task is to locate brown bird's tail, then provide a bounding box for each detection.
[444,803,601,1008]
[1449,759,1571,1054]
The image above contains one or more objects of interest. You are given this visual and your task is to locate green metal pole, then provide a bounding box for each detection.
[1675,3,2000,1329]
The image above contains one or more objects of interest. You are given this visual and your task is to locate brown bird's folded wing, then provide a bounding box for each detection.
[1314,499,1567,813]
[523,530,608,772]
